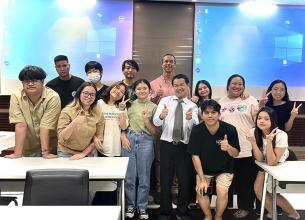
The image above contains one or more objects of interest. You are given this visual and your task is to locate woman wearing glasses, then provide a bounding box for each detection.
[57,82,104,160]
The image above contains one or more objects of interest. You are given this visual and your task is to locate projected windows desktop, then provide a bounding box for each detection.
[194,4,305,100]
[1,0,132,94]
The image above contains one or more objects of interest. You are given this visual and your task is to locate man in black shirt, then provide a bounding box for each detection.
[121,59,139,99]
[46,55,84,108]
[187,99,240,220]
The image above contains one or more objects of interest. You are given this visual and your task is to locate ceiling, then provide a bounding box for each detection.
[144,0,305,5]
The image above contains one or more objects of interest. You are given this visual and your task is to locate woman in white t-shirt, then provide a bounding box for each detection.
[97,81,128,157]
[248,106,300,220]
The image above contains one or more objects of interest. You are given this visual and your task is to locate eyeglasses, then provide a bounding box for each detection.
[22,79,40,85]
[82,92,96,98]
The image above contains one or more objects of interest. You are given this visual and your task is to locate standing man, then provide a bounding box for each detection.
[6,65,61,159]
[187,99,240,220]
[46,55,84,108]
[153,74,199,220]
[150,53,177,205]
[150,54,176,104]
[85,60,108,100]
[121,59,139,99]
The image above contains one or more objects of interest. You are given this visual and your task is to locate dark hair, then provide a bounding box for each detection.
[131,79,151,101]
[172,74,189,85]
[200,99,221,113]
[254,106,278,150]
[266,79,290,106]
[102,81,127,105]
[54,55,68,64]
[18,65,47,81]
[194,80,212,106]
[226,74,245,91]
[121,59,139,72]
[162,53,176,64]
[85,61,103,74]
[74,82,98,109]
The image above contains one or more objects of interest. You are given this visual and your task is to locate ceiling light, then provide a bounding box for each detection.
[239,0,277,17]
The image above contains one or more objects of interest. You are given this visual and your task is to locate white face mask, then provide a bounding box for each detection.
[88,72,101,84]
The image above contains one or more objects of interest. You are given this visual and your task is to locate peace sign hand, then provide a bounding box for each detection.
[142,103,150,119]
[266,127,278,143]
[259,90,271,108]
[118,95,130,111]
[291,102,302,118]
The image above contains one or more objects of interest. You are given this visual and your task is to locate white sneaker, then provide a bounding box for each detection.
[125,207,135,218]
[138,209,149,220]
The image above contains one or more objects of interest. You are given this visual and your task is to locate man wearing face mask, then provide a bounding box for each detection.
[85,61,108,100]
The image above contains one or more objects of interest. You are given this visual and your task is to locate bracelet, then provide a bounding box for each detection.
[42,149,49,155]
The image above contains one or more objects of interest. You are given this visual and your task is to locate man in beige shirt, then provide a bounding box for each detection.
[6,65,61,158]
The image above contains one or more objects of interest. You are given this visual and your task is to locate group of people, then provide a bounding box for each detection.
[6,53,302,220]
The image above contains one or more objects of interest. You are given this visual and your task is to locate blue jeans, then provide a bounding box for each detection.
[121,131,154,211]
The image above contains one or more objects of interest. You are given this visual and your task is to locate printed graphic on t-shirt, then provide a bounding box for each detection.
[103,112,120,120]
[221,104,248,113]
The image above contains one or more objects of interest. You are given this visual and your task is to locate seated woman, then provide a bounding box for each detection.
[57,82,104,160]
[248,106,300,219]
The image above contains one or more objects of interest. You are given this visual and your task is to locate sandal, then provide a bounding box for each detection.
[233,209,249,218]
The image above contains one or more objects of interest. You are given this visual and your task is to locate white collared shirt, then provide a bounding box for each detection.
[153,96,199,144]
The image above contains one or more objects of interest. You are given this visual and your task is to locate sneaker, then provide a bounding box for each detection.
[187,202,200,210]
[138,209,149,220]
[126,207,135,218]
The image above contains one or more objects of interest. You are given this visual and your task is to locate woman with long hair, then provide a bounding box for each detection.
[57,82,104,160]
[97,81,128,157]
[191,80,212,106]
[265,79,302,131]
[249,106,300,219]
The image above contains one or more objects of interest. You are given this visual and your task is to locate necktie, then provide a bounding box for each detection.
[172,99,184,143]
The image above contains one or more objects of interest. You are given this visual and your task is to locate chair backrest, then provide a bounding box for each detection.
[287,149,298,161]
[23,169,89,206]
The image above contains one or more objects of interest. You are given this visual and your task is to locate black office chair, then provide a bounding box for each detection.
[0,189,18,206]
[22,169,89,206]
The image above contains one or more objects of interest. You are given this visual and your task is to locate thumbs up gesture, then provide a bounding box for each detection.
[219,134,230,151]
[74,110,86,124]
[159,104,169,120]
[156,84,164,97]
[185,107,193,120]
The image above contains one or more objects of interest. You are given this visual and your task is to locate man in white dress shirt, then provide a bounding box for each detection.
[153,74,199,220]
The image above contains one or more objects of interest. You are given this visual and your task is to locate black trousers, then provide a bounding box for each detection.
[160,141,192,215]
[233,156,258,210]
